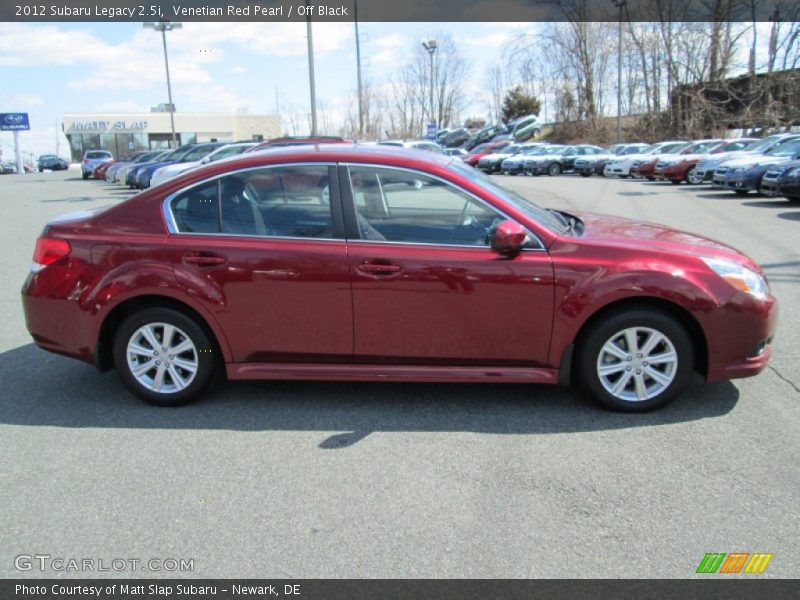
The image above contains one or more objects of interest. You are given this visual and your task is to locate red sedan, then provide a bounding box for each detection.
[22,145,777,411]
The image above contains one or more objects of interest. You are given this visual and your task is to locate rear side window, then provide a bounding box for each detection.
[168,166,334,239]
[171,180,220,234]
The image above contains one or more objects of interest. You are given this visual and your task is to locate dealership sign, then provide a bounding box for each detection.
[68,120,148,132]
[0,113,30,131]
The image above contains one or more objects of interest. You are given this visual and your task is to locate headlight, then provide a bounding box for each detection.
[702,257,768,299]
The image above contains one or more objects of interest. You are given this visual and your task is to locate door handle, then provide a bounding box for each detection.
[357,261,402,276]
[183,253,227,267]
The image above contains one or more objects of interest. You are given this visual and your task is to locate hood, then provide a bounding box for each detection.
[572,211,754,266]
[720,154,794,168]
[158,160,200,174]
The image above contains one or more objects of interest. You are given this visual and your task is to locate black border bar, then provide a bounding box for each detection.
[2,579,800,600]
[3,0,799,22]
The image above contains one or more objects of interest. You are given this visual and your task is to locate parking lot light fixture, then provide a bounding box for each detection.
[422,39,438,131]
[143,21,182,148]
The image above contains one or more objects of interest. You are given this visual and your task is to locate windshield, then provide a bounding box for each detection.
[86,151,111,159]
[180,145,221,161]
[622,145,648,154]
[682,141,721,154]
[747,135,796,153]
[768,141,800,157]
[469,143,490,155]
[450,160,568,234]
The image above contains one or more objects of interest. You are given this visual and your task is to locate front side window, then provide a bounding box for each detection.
[348,166,506,247]
[169,165,333,238]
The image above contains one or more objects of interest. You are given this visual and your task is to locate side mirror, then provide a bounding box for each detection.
[490,219,529,255]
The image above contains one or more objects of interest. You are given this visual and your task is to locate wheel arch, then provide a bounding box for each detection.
[563,296,708,383]
[95,295,227,372]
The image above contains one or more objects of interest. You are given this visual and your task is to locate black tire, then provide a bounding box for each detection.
[82,172,89,180]
[548,163,562,176]
[786,195,800,203]
[576,308,694,412]
[734,190,749,196]
[113,307,218,406]
[38,168,44,173]
[580,172,591,178]
[670,179,681,185]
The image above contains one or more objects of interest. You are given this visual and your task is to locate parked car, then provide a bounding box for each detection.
[500,145,551,175]
[512,116,544,141]
[574,143,650,177]
[477,142,544,174]
[81,150,113,179]
[760,159,800,201]
[37,154,69,172]
[652,139,723,181]
[701,133,800,185]
[21,144,777,412]
[150,142,258,187]
[1,161,17,174]
[444,148,468,157]
[107,150,163,183]
[137,143,228,189]
[125,146,195,188]
[464,124,506,151]
[464,141,510,167]
[608,141,688,179]
[666,138,760,185]
[525,145,605,176]
[441,128,471,148]
[713,139,800,195]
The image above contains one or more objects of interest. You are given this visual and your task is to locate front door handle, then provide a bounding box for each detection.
[183,253,227,267]
[356,261,403,276]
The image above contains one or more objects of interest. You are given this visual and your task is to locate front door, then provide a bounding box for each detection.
[341,165,554,367]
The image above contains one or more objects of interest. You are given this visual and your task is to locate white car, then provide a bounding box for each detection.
[477,142,546,173]
[604,141,688,178]
[150,142,258,187]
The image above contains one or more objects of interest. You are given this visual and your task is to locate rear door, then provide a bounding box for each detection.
[164,163,354,364]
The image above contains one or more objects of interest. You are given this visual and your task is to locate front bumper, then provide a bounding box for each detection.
[724,173,760,192]
[704,291,778,382]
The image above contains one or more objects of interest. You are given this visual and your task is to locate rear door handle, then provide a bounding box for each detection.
[357,262,403,276]
[183,253,227,267]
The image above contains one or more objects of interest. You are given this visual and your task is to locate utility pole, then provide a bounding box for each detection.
[612,0,626,143]
[354,0,364,137]
[422,39,438,135]
[306,2,318,136]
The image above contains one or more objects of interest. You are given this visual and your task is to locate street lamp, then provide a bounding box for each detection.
[422,39,438,134]
[143,20,182,148]
[611,0,625,143]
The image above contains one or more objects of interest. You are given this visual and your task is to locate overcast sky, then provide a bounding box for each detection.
[0,21,534,158]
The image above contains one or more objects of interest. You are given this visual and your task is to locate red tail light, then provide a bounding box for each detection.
[33,237,71,266]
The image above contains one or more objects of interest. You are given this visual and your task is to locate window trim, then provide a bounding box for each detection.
[162,162,344,241]
[338,162,545,251]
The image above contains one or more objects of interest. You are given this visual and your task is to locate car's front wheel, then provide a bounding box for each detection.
[113,307,217,406]
[548,163,561,176]
[577,308,694,412]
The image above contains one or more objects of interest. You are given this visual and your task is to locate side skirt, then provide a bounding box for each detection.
[226,363,559,384]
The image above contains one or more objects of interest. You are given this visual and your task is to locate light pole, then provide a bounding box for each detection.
[143,21,182,148]
[612,0,625,143]
[306,2,318,136]
[422,39,438,134]
[354,0,364,137]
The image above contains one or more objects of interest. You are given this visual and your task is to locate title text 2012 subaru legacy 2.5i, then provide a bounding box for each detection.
[21,145,777,411]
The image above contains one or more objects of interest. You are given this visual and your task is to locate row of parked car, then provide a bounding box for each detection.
[469,133,800,202]
[83,137,355,189]
[434,115,544,150]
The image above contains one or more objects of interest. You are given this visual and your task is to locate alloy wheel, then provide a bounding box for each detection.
[596,327,678,402]
[126,322,199,394]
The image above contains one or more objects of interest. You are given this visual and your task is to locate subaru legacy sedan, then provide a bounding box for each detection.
[22,145,777,411]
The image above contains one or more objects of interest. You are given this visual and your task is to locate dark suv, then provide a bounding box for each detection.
[38,155,69,172]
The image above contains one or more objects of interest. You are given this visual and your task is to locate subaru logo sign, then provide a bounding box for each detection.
[0,113,30,131]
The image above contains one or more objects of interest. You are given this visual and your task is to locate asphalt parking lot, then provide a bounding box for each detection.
[1,168,798,578]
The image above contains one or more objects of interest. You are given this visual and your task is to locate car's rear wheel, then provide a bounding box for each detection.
[82,172,88,180]
[113,307,217,406]
[686,166,702,184]
[548,163,561,176]
[576,309,694,412]
[580,172,591,177]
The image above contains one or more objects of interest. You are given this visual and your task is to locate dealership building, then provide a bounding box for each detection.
[62,111,282,161]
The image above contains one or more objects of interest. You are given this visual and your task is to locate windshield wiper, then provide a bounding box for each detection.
[548,209,579,235]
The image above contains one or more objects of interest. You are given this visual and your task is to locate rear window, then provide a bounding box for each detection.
[85,151,112,159]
